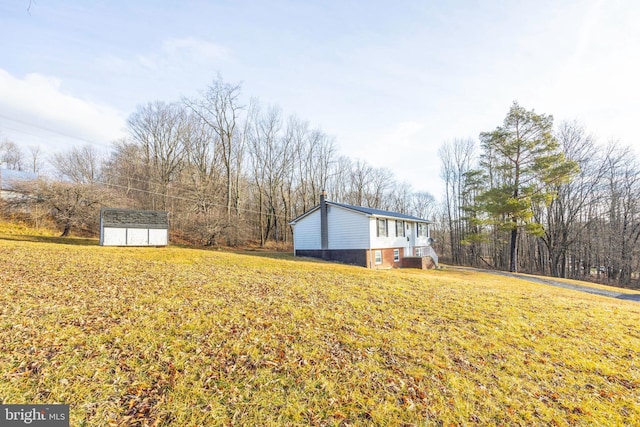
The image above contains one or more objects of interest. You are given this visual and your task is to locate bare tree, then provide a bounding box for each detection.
[127,101,188,210]
[8,179,114,236]
[176,111,229,245]
[536,121,605,277]
[346,160,373,207]
[600,143,640,286]
[0,139,24,170]
[439,138,476,265]
[28,145,44,174]
[291,121,336,214]
[247,104,294,245]
[51,144,104,184]
[410,191,437,221]
[102,139,147,206]
[326,156,353,204]
[365,167,394,209]
[185,77,244,223]
[388,181,413,214]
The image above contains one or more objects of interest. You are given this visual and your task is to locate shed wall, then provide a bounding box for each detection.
[100,208,169,246]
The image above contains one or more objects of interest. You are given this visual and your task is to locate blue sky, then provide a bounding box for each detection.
[1,0,639,198]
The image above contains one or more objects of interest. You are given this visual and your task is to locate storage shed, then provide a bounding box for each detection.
[99,208,169,246]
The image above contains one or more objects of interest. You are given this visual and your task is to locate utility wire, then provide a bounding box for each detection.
[96,176,299,221]
[0,114,117,150]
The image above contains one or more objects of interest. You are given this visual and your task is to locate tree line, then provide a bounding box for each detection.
[4,83,638,288]
[440,101,640,287]
[0,77,435,245]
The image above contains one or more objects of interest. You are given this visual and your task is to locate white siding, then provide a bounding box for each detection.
[127,228,149,246]
[415,223,431,247]
[370,218,412,250]
[292,204,433,252]
[102,228,127,246]
[149,229,169,246]
[327,205,370,249]
[102,227,169,246]
[293,210,321,250]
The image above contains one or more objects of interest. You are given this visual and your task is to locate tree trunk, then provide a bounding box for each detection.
[61,222,71,237]
[509,224,518,273]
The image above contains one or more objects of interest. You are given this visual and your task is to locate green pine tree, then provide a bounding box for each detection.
[477,102,578,272]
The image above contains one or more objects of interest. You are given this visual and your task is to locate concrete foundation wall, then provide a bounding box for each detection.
[295,249,367,267]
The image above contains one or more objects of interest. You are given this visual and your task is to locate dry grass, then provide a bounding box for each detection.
[1,222,639,426]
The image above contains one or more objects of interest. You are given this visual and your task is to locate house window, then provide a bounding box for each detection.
[417,223,429,238]
[375,250,382,264]
[396,220,405,237]
[376,218,388,237]
[393,249,400,262]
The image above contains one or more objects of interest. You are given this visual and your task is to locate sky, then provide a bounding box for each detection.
[1,0,639,199]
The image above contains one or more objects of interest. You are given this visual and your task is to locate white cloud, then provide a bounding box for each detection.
[0,69,126,151]
[162,37,229,61]
[92,37,232,108]
[135,54,158,71]
[97,37,230,76]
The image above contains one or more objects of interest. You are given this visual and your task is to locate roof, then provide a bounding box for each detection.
[329,202,433,222]
[0,168,37,191]
[289,200,433,224]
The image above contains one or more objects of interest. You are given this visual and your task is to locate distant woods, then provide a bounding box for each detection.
[440,102,640,287]
[1,77,435,247]
[4,83,639,288]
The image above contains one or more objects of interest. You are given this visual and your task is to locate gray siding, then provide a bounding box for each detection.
[327,205,370,249]
[292,210,321,250]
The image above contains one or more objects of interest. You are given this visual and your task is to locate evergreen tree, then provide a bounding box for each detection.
[477,102,578,272]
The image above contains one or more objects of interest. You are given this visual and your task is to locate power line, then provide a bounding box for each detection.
[97,176,296,220]
[0,114,117,151]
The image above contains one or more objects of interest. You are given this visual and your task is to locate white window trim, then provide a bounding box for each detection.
[374,250,382,264]
[377,218,388,237]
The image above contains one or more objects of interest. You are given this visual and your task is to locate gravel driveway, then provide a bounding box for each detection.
[449,266,640,302]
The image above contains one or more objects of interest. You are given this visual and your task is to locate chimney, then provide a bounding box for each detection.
[320,190,328,250]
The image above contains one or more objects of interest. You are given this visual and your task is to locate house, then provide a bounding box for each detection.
[0,168,37,200]
[289,191,438,269]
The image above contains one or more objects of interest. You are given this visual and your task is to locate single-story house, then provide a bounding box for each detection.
[0,168,37,200]
[289,192,438,269]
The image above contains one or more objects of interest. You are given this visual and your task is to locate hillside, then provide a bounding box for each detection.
[1,225,639,426]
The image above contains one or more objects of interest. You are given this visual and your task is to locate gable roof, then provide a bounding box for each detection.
[329,202,432,222]
[289,200,433,224]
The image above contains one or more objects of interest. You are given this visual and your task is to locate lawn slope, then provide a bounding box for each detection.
[1,228,639,426]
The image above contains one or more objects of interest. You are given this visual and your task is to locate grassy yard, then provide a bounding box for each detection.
[1,224,639,426]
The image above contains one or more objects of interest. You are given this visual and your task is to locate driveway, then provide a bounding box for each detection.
[448,266,640,302]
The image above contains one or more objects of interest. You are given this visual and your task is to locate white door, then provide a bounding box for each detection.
[404,222,415,256]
